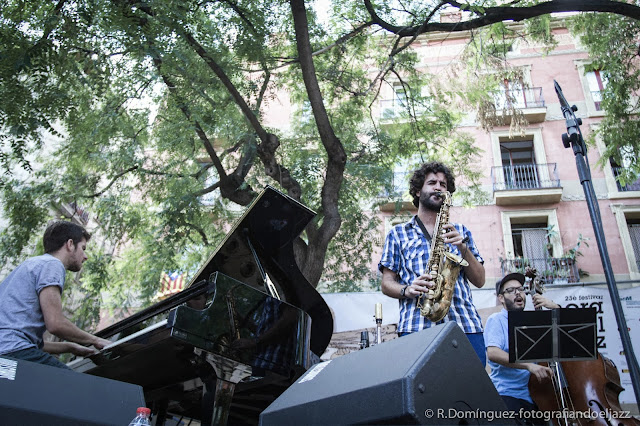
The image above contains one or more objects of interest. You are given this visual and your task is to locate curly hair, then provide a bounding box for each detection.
[408,162,456,208]
[43,220,91,254]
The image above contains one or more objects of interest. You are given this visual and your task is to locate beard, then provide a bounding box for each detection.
[67,261,83,272]
[419,191,443,212]
[504,296,526,311]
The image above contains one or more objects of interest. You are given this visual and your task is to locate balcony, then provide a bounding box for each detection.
[612,167,640,192]
[493,87,547,123]
[500,257,580,284]
[491,163,562,205]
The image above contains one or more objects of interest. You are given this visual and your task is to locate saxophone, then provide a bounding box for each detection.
[416,191,469,322]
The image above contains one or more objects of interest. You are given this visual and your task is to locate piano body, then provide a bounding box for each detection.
[68,186,334,425]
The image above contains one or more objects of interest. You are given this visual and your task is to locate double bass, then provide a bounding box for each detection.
[524,268,639,426]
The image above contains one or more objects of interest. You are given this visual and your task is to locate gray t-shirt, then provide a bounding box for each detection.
[0,254,66,354]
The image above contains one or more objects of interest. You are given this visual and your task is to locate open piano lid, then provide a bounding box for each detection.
[95,185,333,356]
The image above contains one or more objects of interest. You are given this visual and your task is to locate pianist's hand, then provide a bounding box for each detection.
[67,342,100,357]
[92,336,111,350]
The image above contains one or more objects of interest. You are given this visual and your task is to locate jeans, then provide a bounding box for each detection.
[501,395,547,425]
[2,347,71,370]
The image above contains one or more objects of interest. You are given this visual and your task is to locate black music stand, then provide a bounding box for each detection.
[508,308,597,426]
[508,308,597,363]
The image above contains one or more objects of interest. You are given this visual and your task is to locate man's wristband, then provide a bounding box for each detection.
[400,286,407,299]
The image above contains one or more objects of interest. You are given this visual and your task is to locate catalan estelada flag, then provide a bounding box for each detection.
[156,271,186,300]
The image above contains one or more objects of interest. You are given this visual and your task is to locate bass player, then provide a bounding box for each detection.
[485,272,559,425]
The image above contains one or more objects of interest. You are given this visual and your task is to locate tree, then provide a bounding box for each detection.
[1,0,638,323]
[568,12,640,182]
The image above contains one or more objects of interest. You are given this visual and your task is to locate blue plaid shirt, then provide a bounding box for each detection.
[253,297,296,376]
[378,216,484,334]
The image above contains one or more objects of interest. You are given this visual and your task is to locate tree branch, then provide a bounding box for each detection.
[83,166,139,198]
[364,0,640,37]
[290,0,347,283]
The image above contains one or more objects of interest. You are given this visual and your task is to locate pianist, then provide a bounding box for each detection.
[0,221,110,369]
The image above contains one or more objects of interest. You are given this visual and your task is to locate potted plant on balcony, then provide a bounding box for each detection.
[511,257,530,273]
[553,269,570,284]
[541,269,556,284]
[562,233,589,282]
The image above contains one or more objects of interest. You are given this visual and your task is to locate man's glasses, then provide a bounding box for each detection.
[502,287,525,295]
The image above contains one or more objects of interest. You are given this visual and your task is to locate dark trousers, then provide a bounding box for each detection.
[501,395,547,426]
[2,347,71,370]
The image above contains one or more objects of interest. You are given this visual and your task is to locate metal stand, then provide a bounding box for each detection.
[375,303,382,345]
[509,308,597,363]
[196,349,252,425]
[509,308,597,426]
[554,80,640,405]
[548,361,570,426]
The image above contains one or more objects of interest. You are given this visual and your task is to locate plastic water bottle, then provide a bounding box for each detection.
[128,407,151,425]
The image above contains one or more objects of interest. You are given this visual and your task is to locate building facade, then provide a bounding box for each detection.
[371,21,640,288]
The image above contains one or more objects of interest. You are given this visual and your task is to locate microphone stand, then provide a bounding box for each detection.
[374,303,383,345]
[554,80,640,405]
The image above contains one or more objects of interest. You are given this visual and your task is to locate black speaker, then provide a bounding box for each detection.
[260,322,513,425]
[0,356,146,425]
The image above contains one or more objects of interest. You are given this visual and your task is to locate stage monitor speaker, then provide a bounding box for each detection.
[0,356,145,425]
[260,322,513,425]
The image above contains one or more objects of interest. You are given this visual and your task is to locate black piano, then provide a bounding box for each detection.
[68,186,334,425]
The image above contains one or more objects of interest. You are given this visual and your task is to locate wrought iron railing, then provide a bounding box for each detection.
[500,257,580,284]
[491,163,560,191]
[612,167,640,192]
[493,87,545,110]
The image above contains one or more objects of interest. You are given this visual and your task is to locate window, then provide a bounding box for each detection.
[491,130,559,192]
[500,210,577,282]
[511,223,550,258]
[593,131,640,198]
[510,222,551,277]
[500,139,539,189]
[380,84,407,119]
[611,206,640,278]
[576,61,607,116]
[609,146,640,192]
[610,162,640,192]
[586,70,607,111]
[595,132,640,196]
[629,220,640,272]
[494,78,526,110]
[379,158,416,201]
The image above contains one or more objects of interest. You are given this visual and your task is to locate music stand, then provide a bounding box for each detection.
[508,308,597,363]
[508,308,597,425]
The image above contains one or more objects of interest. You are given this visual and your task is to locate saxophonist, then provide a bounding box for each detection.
[379,162,487,365]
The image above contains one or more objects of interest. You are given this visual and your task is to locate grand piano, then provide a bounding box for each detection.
[68,186,334,425]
